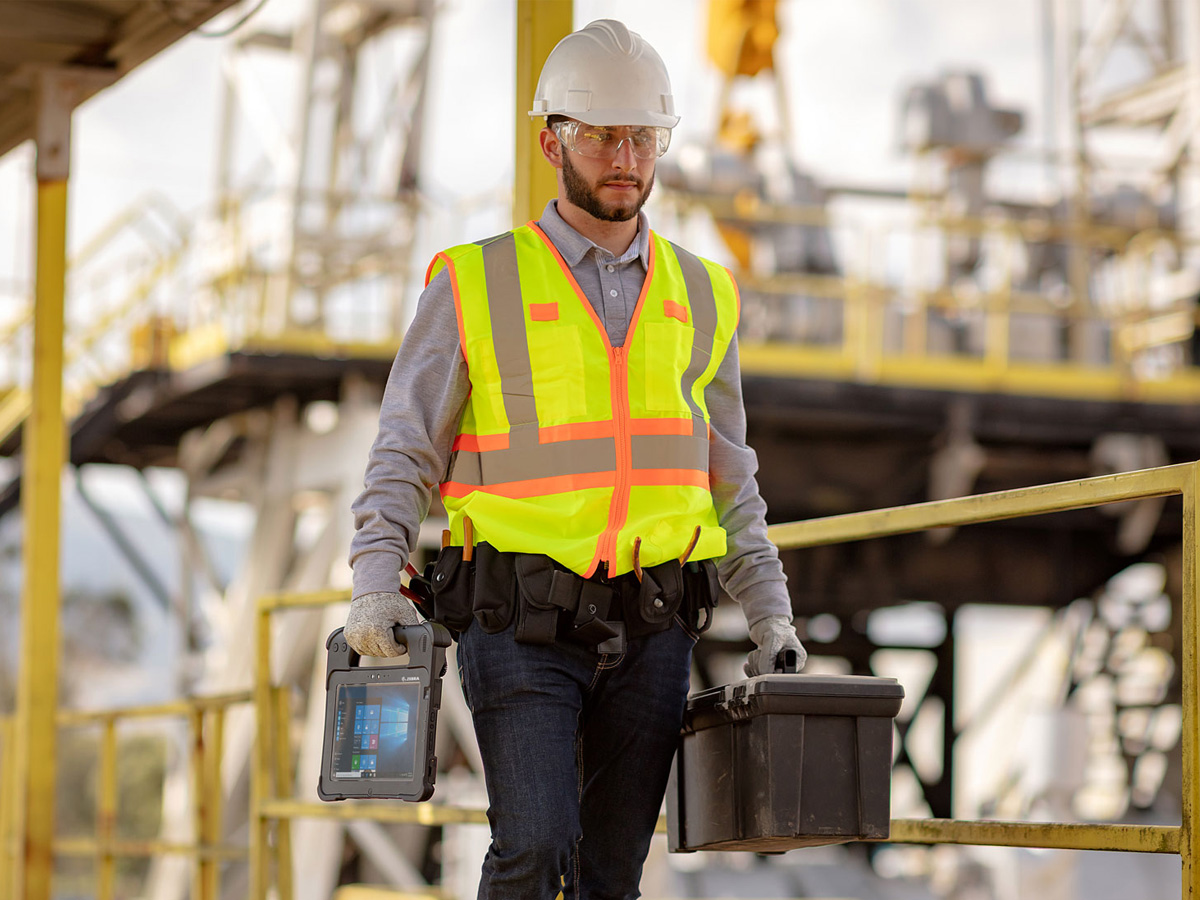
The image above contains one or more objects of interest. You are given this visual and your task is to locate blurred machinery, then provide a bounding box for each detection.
[659,0,1200,859]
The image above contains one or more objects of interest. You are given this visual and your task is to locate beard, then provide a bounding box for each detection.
[562,151,655,222]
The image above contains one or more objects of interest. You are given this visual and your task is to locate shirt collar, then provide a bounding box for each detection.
[537,200,651,269]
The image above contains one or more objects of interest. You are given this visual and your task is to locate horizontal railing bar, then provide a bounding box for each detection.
[258,589,352,612]
[260,800,488,827]
[887,818,1181,854]
[56,691,253,726]
[54,838,247,859]
[262,802,1179,855]
[769,463,1194,550]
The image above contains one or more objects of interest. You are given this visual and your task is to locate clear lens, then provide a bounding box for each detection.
[555,121,670,160]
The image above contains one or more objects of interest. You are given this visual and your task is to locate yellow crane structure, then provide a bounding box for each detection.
[1,1,1200,899]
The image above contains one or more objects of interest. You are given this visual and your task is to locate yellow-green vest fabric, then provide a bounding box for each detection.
[426,222,740,578]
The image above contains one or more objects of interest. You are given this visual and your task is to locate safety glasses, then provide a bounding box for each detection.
[553,120,671,160]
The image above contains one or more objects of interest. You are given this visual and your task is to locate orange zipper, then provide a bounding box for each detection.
[597,346,633,571]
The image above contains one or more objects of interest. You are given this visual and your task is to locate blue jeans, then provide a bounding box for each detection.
[457,617,697,900]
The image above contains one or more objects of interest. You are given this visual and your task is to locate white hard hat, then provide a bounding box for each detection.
[529,19,680,129]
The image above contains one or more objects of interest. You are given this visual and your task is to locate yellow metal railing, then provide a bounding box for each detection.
[669,191,1200,403]
[246,463,1200,897]
[0,694,250,900]
[766,461,1199,892]
[2,463,1197,897]
[4,190,1200,460]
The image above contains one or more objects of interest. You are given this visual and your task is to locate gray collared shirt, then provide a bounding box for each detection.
[349,201,790,626]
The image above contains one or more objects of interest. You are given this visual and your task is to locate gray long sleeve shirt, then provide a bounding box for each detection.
[350,201,791,627]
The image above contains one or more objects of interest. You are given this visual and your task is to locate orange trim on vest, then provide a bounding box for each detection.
[431,251,469,364]
[453,432,510,452]
[630,468,711,488]
[629,417,695,436]
[538,420,614,443]
[457,417,696,450]
[663,300,688,323]
[726,266,742,328]
[526,221,607,338]
[525,222,661,578]
[440,470,616,500]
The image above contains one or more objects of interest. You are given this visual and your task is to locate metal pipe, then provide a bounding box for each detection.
[13,71,72,900]
[251,607,273,900]
[0,717,12,900]
[513,0,572,226]
[769,463,1192,549]
[1181,461,1198,896]
[190,710,207,900]
[204,708,225,900]
[97,719,117,900]
[273,687,294,900]
[887,817,1180,854]
[55,692,252,726]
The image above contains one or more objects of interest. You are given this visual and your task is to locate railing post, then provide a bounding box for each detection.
[203,707,225,900]
[1182,461,1198,898]
[273,687,294,900]
[251,605,274,900]
[189,709,207,900]
[0,717,13,900]
[96,719,117,900]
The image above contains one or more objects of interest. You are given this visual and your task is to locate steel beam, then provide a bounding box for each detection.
[12,76,69,900]
[10,65,110,900]
[1182,463,1198,897]
[514,0,572,226]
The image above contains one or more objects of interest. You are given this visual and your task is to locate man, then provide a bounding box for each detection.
[345,19,806,899]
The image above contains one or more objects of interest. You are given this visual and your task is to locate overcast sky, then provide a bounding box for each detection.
[0,0,1048,305]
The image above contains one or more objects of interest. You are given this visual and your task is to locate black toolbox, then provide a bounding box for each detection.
[667,673,905,852]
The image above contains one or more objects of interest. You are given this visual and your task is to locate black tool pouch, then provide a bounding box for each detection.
[681,559,719,634]
[514,555,582,645]
[471,543,516,634]
[624,561,685,639]
[429,547,474,633]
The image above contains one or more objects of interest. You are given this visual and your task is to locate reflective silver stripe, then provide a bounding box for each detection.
[481,234,539,444]
[670,241,719,439]
[630,434,709,473]
[449,438,617,487]
[452,434,705,486]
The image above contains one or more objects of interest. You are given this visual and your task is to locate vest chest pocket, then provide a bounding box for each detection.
[642,320,702,413]
[527,323,587,419]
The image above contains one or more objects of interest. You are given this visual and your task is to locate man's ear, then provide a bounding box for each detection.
[540,126,563,169]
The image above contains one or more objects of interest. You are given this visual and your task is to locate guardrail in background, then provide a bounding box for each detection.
[0,694,250,900]
[0,463,1195,898]
[767,461,1198,892]
[3,192,1199,458]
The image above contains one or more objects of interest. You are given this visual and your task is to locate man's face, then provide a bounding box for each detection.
[558,125,657,223]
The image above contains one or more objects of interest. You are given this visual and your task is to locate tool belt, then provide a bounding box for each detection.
[408,543,718,653]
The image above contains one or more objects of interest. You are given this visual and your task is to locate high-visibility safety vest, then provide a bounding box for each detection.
[426,222,740,579]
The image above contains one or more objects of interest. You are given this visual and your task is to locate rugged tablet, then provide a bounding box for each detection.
[318,621,452,802]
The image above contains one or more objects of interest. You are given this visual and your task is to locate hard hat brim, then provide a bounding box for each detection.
[528,108,680,129]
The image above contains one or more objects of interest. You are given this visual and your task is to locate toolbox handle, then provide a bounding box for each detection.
[774,649,800,674]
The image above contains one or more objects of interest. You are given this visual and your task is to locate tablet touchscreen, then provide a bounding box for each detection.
[329,681,422,783]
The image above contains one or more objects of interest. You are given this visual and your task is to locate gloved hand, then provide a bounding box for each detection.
[345,591,423,658]
[745,615,808,677]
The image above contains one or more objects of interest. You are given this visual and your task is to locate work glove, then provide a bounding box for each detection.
[745,615,808,677]
[345,591,423,658]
